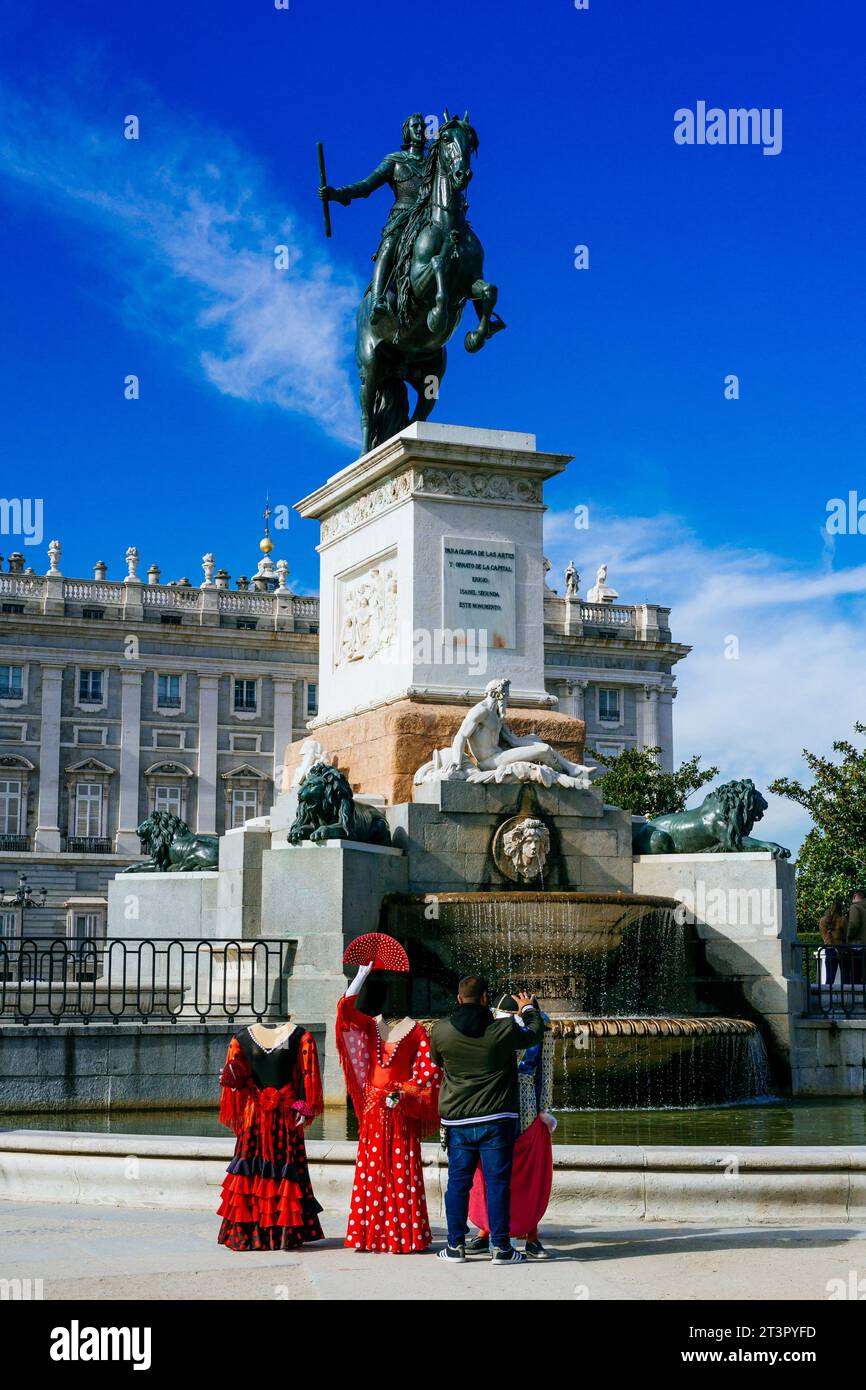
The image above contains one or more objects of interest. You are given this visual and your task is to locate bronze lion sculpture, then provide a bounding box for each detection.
[121,811,220,872]
[632,778,790,859]
[288,762,391,846]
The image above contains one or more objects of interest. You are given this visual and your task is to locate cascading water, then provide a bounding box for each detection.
[383,891,773,1109]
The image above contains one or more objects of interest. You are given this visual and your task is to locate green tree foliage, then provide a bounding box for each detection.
[769,723,866,931]
[588,746,719,819]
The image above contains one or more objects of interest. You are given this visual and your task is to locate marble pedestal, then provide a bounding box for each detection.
[260,839,408,1101]
[107,871,221,941]
[633,852,798,1080]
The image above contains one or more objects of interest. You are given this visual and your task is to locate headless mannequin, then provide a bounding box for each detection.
[247,1019,296,1051]
[349,963,413,1036]
[245,1020,304,1124]
[347,963,414,1107]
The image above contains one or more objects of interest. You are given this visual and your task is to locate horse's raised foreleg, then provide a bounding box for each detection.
[465,278,506,353]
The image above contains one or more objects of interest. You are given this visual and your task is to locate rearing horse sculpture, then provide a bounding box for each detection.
[355,114,505,453]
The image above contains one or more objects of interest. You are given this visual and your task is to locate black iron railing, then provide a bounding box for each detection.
[795,942,866,1018]
[66,837,113,854]
[0,936,293,1025]
[0,835,29,853]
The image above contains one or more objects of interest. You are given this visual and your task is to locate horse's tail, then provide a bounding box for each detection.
[371,369,409,446]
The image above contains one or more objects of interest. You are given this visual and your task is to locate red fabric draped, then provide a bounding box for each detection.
[468,1115,554,1238]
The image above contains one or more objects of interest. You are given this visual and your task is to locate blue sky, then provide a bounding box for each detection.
[1,0,864,848]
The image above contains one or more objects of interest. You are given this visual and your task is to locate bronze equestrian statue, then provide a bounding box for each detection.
[320,110,505,452]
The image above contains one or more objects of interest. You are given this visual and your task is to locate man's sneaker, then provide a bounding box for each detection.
[437,1242,466,1262]
[466,1233,490,1254]
[524,1239,550,1260]
[491,1245,527,1265]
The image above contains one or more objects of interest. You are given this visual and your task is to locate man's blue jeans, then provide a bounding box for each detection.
[444,1119,518,1252]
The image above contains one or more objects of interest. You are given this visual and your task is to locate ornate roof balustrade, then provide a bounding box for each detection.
[0,568,319,629]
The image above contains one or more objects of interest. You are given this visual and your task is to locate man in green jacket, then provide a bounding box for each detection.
[429,974,545,1265]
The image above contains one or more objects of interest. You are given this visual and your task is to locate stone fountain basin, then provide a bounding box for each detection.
[550,1015,766,1106]
[385,889,681,956]
[551,1015,759,1071]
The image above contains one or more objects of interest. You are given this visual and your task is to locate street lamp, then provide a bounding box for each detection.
[0,872,48,911]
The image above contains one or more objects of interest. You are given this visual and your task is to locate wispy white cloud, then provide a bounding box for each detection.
[0,84,361,443]
[545,506,866,854]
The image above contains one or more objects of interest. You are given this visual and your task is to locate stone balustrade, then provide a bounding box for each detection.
[63,580,126,604]
[3,568,319,626]
[0,573,43,600]
[579,601,636,625]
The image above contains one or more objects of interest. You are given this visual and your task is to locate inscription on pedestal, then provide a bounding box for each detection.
[442,536,516,650]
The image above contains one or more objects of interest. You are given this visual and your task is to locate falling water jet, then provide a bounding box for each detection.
[383,890,772,1110]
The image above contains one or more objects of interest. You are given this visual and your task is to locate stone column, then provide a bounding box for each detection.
[272,677,296,794]
[656,687,675,772]
[639,683,661,758]
[567,678,588,720]
[115,666,143,853]
[35,664,64,852]
[196,674,220,834]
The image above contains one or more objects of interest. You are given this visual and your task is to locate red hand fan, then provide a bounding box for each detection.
[343,932,409,973]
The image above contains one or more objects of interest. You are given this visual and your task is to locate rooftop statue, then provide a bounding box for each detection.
[319,110,505,452]
[414,678,594,790]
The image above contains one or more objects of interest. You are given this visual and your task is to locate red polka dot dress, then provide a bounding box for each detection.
[336,995,441,1253]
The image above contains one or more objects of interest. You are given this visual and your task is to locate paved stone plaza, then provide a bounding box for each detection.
[2,1204,865,1301]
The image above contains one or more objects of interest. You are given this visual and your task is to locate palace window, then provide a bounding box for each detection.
[0,666,24,701]
[74,782,104,837]
[0,779,22,836]
[231,786,259,828]
[68,909,104,946]
[157,674,182,709]
[233,679,257,713]
[78,670,104,705]
[306,682,318,717]
[230,734,260,753]
[0,910,18,941]
[154,784,183,819]
[222,764,268,830]
[75,727,107,747]
[598,687,622,723]
[595,742,623,759]
[153,731,183,750]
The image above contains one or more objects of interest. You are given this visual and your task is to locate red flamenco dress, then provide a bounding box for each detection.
[217,1024,325,1251]
[336,994,441,1253]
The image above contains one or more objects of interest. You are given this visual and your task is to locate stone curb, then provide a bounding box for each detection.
[2,1132,865,1223]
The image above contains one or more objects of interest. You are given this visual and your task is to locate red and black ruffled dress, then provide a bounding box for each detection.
[217,1025,325,1252]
